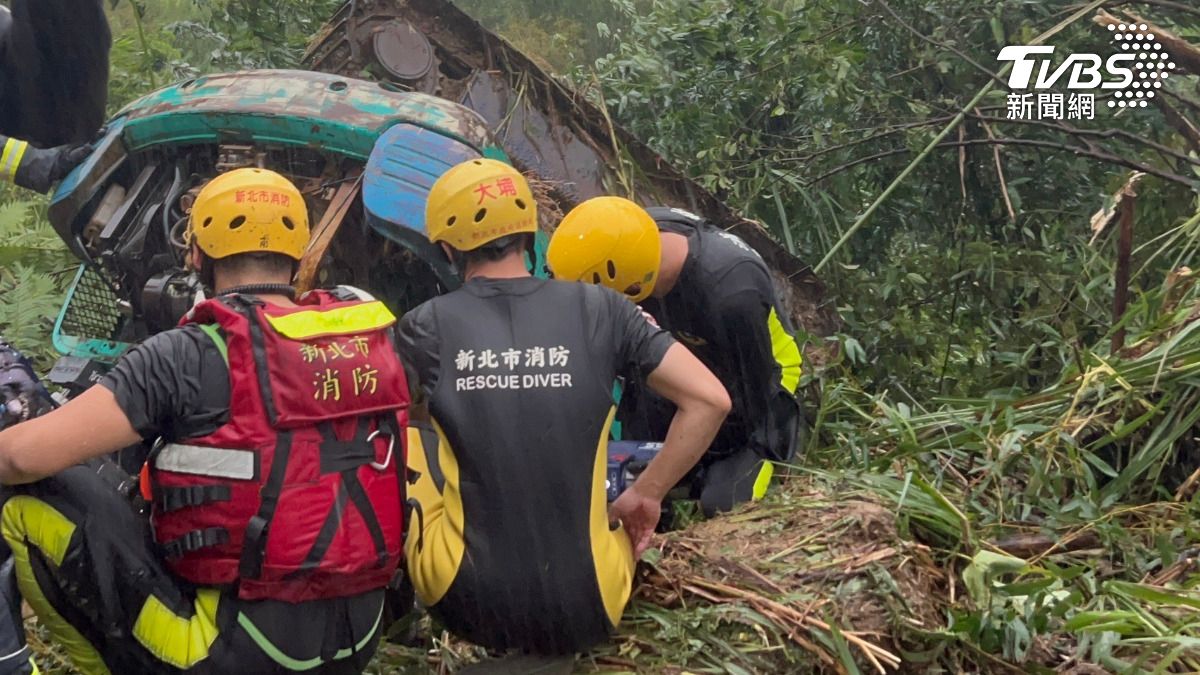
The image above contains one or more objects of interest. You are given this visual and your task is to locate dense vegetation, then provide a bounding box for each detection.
[5,0,1200,672]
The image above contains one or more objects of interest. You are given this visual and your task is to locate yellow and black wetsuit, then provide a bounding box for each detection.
[0,316,389,675]
[397,277,674,654]
[620,208,804,514]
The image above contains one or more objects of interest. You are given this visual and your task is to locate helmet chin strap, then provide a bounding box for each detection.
[218,283,297,300]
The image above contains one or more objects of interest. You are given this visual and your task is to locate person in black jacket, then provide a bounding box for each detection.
[0,0,110,192]
[399,159,729,670]
[548,197,805,516]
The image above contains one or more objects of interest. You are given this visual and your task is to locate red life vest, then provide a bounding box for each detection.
[148,290,409,603]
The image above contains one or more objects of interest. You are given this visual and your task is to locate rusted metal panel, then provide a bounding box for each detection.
[117,69,494,156]
[303,0,838,337]
[462,71,609,203]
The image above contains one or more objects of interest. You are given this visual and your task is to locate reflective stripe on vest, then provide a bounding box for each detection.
[263,301,395,340]
[0,138,28,183]
[768,308,802,393]
[155,444,255,481]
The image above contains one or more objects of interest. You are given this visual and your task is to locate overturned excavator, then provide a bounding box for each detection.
[43,0,835,392]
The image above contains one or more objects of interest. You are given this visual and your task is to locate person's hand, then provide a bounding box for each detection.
[608,485,661,558]
[12,142,93,193]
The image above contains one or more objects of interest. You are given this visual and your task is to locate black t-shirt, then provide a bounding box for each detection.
[399,277,671,400]
[99,324,231,441]
[396,276,672,652]
[628,207,801,461]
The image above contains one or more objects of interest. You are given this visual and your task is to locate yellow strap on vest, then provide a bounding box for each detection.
[264,301,396,340]
[0,138,29,183]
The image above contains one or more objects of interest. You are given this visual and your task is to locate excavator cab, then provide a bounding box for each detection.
[47,69,507,366]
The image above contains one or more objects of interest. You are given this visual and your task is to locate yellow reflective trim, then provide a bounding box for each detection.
[751,461,775,501]
[0,139,29,182]
[1,497,109,675]
[0,139,17,180]
[131,589,221,670]
[238,600,382,670]
[405,420,465,607]
[590,407,635,628]
[0,497,73,565]
[264,301,396,340]
[10,142,28,178]
[768,308,802,393]
[196,323,228,364]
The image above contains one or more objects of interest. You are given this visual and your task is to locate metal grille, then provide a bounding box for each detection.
[59,265,125,344]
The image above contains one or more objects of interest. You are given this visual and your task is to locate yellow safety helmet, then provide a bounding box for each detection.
[425,158,537,251]
[187,168,310,260]
[547,196,661,302]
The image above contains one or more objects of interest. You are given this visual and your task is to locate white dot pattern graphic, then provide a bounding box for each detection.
[1108,22,1171,109]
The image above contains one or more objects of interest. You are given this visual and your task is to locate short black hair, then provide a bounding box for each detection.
[458,233,533,266]
[200,251,297,288]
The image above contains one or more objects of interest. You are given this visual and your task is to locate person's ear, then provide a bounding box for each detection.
[189,243,203,272]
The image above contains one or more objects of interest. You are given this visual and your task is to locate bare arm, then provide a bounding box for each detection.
[634,343,731,500]
[0,385,140,485]
[609,343,729,555]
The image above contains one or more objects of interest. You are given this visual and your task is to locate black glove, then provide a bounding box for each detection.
[11,141,91,193]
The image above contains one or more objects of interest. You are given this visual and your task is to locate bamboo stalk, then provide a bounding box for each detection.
[814,0,1112,273]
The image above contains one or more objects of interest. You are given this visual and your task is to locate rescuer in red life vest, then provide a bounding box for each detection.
[0,168,410,674]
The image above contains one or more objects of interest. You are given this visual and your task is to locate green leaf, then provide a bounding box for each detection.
[1105,581,1200,611]
[990,16,1006,48]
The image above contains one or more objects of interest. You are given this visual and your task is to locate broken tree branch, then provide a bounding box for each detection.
[779,112,1200,174]
[808,138,1198,188]
[1153,96,1200,155]
[976,112,1016,223]
[991,532,1102,558]
[1098,9,1200,75]
[1163,89,1200,117]
[1112,0,1200,21]
[814,0,1128,273]
[1112,178,1138,352]
[874,0,1008,87]
[967,114,1200,169]
[958,125,968,205]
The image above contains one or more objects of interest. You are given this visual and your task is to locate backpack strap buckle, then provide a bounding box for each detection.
[366,429,395,472]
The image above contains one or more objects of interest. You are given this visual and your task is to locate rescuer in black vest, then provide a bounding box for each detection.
[0,0,110,192]
[548,197,805,516]
[398,158,730,670]
[0,169,409,674]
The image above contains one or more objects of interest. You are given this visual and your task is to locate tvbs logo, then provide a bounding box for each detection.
[998,46,1134,90]
[997,23,1176,118]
